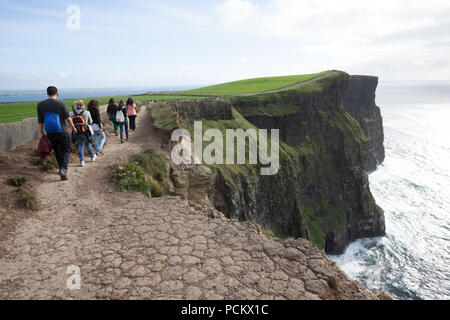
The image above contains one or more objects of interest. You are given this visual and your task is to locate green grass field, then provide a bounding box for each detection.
[0,94,197,123]
[0,71,330,123]
[174,71,329,96]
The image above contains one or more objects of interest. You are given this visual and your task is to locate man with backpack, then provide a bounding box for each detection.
[70,100,96,167]
[37,86,77,181]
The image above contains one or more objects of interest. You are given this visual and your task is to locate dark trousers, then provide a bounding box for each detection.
[129,115,137,131]
[47,132,71,171]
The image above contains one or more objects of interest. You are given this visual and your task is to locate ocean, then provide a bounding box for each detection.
[330,81,450,300]
[0,86,192,103]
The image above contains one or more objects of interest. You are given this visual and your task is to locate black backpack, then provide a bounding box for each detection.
[72,111,88,133]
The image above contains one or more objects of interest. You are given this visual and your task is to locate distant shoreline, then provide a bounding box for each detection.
[0,86,195,104]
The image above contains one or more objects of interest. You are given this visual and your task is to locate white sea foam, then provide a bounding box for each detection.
[330,101,450,300]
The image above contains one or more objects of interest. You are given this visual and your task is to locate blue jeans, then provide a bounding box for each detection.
[129,115,137,131]
[47,133,71,171]
[94,130,106,153]
[119,121,129,141]
[76,133,95,161]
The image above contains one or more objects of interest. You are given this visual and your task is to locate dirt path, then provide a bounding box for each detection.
[0,106,378,300]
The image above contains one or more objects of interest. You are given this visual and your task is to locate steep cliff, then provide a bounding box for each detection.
[343,75,385,172]
[162,71,385,254]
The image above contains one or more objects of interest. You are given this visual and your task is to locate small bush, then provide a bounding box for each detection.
[112,163,150,196]
[132,154,150,171]
[30,154,58,171]
[7,175,31,187]
[16,188,39,211]
[112,149,168,198]
[144,148,167,181]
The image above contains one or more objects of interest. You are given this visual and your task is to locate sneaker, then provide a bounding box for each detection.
[91,155,97,162]
[60,169,68,181]
[98,150,104,156]
[121,140,124,143]
[80,160,85,167]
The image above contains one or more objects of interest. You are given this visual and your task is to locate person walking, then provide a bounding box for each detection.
[87,99,106,156]
[126,98,138,131]
[117,100,129,143]
[106,98,119,136]
[37,86,77,181]
[70,100,96,167]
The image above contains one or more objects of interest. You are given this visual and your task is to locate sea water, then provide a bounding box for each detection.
[0,86,193,103]
[330,81,450,300]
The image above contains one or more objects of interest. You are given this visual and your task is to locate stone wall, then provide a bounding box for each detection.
[0,117,39,152]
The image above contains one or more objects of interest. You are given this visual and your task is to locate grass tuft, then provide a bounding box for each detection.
[30,153,58,171]
[7,175,30,187]
[111,148,167,198]
[16,188,39,211]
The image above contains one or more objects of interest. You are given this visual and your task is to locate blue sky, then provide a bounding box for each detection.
[1,0,450,90]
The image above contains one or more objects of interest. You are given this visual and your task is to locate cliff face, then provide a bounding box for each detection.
[168,71,385,255]
[343,76,385,172]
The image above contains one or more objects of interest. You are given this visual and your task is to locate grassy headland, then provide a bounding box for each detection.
[0,71,330,123]
[175,71,329,96]
[0,94,200,124]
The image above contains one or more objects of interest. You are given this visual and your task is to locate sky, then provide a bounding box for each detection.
[0,0,450,90]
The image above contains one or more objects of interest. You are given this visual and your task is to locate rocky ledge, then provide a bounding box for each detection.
[0,196,389,300]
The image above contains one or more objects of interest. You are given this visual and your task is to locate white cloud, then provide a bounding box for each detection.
[59,72,67,78]
[239,57,249,65]
[217,0,259,26]
[217,0,449,39]
[216,0,450,80]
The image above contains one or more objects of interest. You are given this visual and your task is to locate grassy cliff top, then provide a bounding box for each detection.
[1,71,332,124]
[174,71,330,96]
[0,94,197,124]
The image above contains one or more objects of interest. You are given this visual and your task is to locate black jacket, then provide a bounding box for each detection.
[107,103,118,115]
[88,107,101,125]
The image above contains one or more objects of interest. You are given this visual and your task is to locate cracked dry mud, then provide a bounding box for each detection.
[0,106,378,300]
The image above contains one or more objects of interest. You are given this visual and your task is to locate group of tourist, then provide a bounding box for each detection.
[37,86,138,180]
[106,98,138,143]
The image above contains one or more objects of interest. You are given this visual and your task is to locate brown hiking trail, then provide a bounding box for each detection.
[0,105,380,300]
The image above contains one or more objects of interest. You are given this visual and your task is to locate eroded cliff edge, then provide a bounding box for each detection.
[160,71,385,255]
[343,75,385,172]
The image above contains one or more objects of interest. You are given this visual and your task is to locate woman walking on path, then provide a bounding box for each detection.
[126,98,138,131]
[70,100,96,167]
[106,98,119,136]
[87,99,106,156]
[117,100,129,143]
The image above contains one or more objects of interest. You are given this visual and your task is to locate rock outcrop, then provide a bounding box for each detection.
[160,71,386,255]
[171,164,213,206]
[343,75,385,172]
